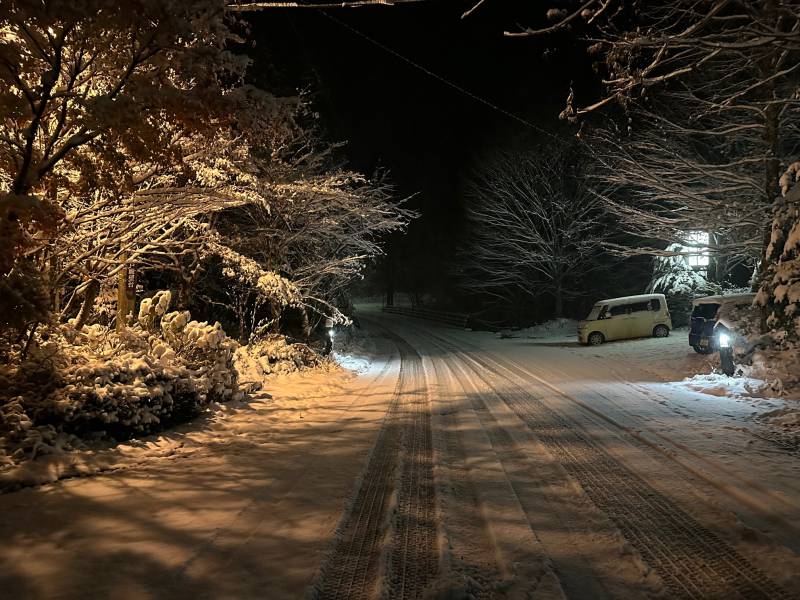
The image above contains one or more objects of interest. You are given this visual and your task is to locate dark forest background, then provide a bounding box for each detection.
[245,2,653,325]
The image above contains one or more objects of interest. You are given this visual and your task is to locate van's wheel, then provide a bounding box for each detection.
[588,331,605,346]
[653,325,670,338]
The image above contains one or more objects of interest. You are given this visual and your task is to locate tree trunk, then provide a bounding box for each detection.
[117,254,129,332]
[384,254,394,307]
[709,232,727,284]
[553,280,564,318]
[60,288,81,321]
[299,305,313,341]
[761,101,781,268]
[757,16,781,329]
[49,254,61,313]
[74,279,100,331]
[177,251,201,310]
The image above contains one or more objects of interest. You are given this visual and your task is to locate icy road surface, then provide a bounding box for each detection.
[1,309,800,599]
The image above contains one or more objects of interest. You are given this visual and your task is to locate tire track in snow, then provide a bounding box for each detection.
[313,327,438,600]
[380,330,438,600]
[425,346,506,598]
[419,328,794,600]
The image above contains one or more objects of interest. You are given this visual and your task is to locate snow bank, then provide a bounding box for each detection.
[499,318,578,339]
[679,372,772,399]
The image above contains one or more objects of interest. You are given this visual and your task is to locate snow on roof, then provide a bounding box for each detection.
[692,293,756,306]
[595,293,666,305]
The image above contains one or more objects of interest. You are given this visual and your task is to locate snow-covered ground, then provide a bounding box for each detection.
[1,311,799,599]
[498,317,800,448]
[0,329,400,598]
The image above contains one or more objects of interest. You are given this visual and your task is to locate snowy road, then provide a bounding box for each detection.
[1,310,800,599]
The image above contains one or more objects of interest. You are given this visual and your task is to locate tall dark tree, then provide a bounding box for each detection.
[457,143,610,318]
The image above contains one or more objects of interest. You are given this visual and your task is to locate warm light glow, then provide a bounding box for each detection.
[683,230,710,268]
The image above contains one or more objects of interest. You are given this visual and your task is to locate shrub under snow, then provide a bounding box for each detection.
[234,334,324,392]
[0,292,239,465]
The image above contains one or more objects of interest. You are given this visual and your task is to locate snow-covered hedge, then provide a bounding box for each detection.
[0,292,239,465]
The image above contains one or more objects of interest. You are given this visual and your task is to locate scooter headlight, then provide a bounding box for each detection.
[717,332,731,348]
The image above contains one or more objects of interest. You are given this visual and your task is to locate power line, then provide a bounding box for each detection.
[319,10,558,140]
[228,1,427,11]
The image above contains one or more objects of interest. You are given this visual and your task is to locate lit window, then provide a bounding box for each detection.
[683,230,709,268]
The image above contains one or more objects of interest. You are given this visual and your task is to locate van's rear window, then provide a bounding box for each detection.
[692,303,720,319]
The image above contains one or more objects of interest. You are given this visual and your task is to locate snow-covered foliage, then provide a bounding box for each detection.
[647,245,723,327]
[647,245,715,296]
[713,300,800,395]
[213,243,304,310]
[0,0,249,324]
[0,292,239,466]
[758,163,800,338]
[234,335,324,391]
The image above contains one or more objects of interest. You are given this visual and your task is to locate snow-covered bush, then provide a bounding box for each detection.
[0,292,239,465]
[234,334,324,391]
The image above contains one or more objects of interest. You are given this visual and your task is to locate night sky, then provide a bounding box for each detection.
[245,2,598,302]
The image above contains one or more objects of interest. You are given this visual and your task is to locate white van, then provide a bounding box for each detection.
[578,293,672,345]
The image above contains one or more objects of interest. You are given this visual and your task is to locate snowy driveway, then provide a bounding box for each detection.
[1,311,800,599]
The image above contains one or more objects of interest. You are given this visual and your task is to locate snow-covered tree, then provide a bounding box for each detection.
[457,144,610,317]
[647,245,714,297]
[758,163,800,338]
[587,105,773,275]
[197,161,414,341]
[0,0,248,330]
[0,0,410,345]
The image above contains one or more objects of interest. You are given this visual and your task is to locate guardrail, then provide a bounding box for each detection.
[381,305,470,328]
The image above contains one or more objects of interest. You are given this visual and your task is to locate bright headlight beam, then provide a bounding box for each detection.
[718,332,731,348]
